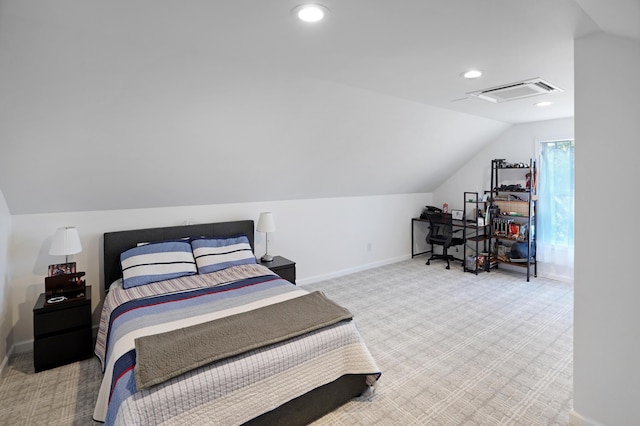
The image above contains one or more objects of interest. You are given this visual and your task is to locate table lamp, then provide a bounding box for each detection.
[49,226,83,263]
[256,212,276,262]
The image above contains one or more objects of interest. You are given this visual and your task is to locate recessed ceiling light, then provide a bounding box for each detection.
[462,69,483,79]
[292,4,329,23]
[535,101,553,107]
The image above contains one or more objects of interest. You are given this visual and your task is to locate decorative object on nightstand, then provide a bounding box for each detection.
[44,272,86,303]
[47,226,86,303]
[259,256,296,285]
[33,286,93,372]
[256,212,276,262]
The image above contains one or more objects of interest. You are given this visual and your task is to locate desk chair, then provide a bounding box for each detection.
[425,212,464,270]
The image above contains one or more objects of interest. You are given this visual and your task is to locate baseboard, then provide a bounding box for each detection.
[0,345,13,377]
[12,339,33,354]
[0,340,29,377]
[537,271,573,283]
[297,255,409,286]
[569,409,605,426]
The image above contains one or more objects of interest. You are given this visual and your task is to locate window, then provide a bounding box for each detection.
[537,139,574,280]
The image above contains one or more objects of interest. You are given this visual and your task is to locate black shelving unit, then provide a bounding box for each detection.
[488,159,537,281]
[462,191,491,274]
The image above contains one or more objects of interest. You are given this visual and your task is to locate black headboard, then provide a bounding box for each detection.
[103,220,255,291]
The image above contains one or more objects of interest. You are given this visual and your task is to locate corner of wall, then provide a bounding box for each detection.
[0,188,13,375]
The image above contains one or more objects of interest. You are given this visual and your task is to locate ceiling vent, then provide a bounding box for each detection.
[468,78,562,103]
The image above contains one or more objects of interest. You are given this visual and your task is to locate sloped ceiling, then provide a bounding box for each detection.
[575,0,640,41]
[0,0,634,215]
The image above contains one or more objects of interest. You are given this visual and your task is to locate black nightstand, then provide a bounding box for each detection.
[33,286,93,372]
[259,256,296,285]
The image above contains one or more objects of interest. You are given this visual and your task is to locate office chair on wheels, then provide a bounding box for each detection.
[425,212,464,270]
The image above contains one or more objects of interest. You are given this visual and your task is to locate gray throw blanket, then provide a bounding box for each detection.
[134,291,353,390]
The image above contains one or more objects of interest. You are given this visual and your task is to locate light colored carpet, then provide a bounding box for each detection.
[0,257,573,425]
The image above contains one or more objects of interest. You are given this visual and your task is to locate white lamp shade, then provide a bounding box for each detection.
[256,212,276,233]
[49,227,83,256]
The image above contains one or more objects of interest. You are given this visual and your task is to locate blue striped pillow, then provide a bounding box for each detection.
[191,235,256,275]
[121,240,197,289]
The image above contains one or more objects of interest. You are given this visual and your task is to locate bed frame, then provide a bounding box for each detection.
[101,220,369,425]
[103,220,255,289]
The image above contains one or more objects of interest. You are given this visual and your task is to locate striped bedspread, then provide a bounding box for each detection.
[93,264,380,425]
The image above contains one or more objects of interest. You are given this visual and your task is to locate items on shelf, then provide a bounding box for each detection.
[492,218,529,240]
[492,159,530,168]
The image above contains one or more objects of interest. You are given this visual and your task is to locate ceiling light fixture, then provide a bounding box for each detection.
[292,4,329,23]
[462,69,483,79]
[535,101,553,107]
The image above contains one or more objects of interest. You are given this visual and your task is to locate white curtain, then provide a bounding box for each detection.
[537,140,575,281]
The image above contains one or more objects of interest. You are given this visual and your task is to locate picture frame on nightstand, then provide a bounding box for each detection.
[48,262,76,276]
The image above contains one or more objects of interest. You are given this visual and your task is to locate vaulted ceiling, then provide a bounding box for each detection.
[0,0,638,215]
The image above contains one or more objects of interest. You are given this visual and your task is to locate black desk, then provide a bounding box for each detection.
[411,217,431,257]
[411,217,482,258]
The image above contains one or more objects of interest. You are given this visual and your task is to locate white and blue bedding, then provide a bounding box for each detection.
[120,240,197,289]
[190,235,256,274]
[93,263,380,425]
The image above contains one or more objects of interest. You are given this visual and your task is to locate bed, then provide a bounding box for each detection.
[93,220,380,425]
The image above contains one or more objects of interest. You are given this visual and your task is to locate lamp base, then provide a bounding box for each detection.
[261,254,274,262]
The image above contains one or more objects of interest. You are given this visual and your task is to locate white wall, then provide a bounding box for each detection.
[433,117,574,280]
[573,33,640,425]
[433,118,574,211]
[0,0,508,216]
[0,189,11,370]
[7,192,431,351]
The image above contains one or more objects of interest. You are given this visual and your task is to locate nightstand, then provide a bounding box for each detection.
[33,286,93,372]
[259,256,296,284]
